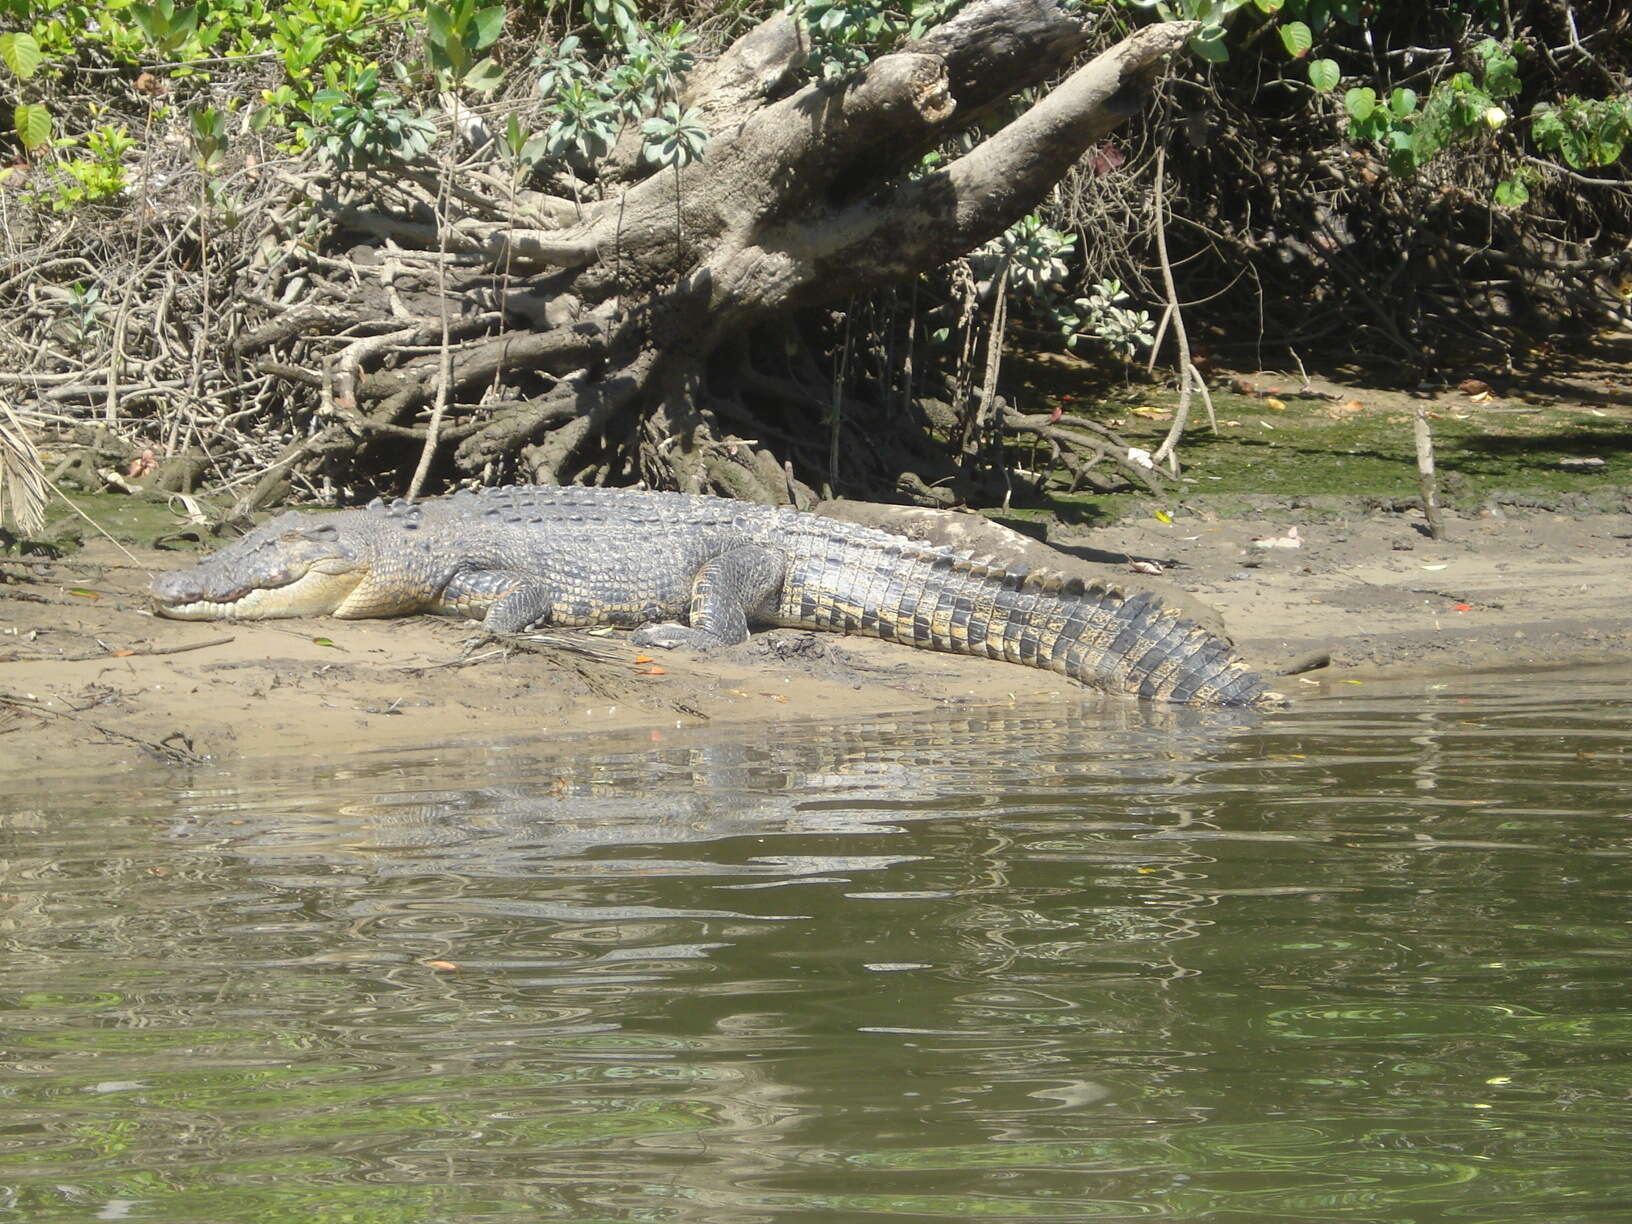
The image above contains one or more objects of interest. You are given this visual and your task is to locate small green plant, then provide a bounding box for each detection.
[500,112,551,179]
[793,0,961,78]
[527,21,701,179]
[269,9,328,78]
[307,65,437,170]
[424,0,506,92]
[971,216,1155,360]
[534,35,593,99]
[583,0,641,48]
[188,103,243,216]
[189,104,227,173]
[62,281,107,342]
[642,102,707,262]
[542,78,620,163]
[607,23,697,119]
[639,102,707,171]
[49,123,137,209]
[129,0,209,58]
[253,0,420,131]
[1327,37,1522,191]
[1530,95,1632,171]
[986,214,1076,293]
[1126,0,1259,66]
[1069,279,1156,360]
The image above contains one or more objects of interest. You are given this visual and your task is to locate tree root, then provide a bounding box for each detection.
[3,7,1203,508]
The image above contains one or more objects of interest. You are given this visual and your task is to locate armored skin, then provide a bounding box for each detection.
[150,485,1276,706]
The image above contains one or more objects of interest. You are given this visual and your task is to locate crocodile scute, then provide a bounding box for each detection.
[150,485,1278,707]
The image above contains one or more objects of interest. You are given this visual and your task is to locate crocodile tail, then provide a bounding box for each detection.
[918,555,1276,707]
[1039,575,1275,706]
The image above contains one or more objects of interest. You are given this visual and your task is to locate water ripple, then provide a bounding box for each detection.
[2,673,1629,1222]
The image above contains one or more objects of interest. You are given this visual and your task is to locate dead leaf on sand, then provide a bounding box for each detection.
[1252,526,1302,550]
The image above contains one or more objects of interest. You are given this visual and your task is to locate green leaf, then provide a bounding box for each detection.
[1473,37,1521,99]
[1188,31,1229,64]
[131,3,165,46]
[1493,178,1528,207]
[438,37,471,78]
[13,102,50,152]
[1389,87,1418,116]
[463,56,504,92]
[1348,112,1387,144]
[1529,104,1565,148]
[425,2,452,46]
[0,32,43,81]
[1409,122,1440,163]
[470,5,505,51]
[1344,86,1377,121]
[1279,21,1312,59]
[1307,58,1339,93]
[518,132,552,165]
[1253,0,1284,10]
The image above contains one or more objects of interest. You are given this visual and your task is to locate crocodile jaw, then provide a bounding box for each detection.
[152,561,368,620]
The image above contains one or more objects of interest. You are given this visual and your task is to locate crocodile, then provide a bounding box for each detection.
[150,485,1277,706]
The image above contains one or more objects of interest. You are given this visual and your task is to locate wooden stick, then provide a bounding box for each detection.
[0,689,204,765]
[1152,149,1197,469]
[1413,404,1443,541]
[0,555,153,570]
[0,635,234,664]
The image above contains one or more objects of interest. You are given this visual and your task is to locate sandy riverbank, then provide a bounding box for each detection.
[3,491,1628,774]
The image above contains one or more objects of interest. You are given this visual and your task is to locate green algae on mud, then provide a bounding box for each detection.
[1006,386,1632,527]
[11,488,221,555]
[995,337,1632,524]
[1154,392,1629,496]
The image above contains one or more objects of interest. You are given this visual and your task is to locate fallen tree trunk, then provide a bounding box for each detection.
[233,5,1195,506]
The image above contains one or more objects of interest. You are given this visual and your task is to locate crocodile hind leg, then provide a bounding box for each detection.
[632,545,786,651]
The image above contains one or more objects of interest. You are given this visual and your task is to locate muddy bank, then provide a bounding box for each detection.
[3,492,1629,775]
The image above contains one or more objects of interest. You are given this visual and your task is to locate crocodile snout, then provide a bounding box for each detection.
[150,568,206,606]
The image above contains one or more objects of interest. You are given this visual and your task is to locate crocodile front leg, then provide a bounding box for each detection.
[632,545,786,651]
[440,569,562,633]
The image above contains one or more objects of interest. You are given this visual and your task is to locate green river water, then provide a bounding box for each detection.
[2,670,1630,1223]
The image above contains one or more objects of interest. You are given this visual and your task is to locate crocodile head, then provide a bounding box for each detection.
[151,513,369,620]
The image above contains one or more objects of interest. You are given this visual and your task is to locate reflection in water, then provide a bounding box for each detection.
[1,675,1630,1222]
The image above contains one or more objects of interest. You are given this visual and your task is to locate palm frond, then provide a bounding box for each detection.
[0,401,48,538]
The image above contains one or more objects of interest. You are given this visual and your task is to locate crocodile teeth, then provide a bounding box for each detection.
[158,598,239,619]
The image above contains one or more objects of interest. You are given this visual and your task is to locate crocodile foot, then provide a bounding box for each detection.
[631,622,726,652]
